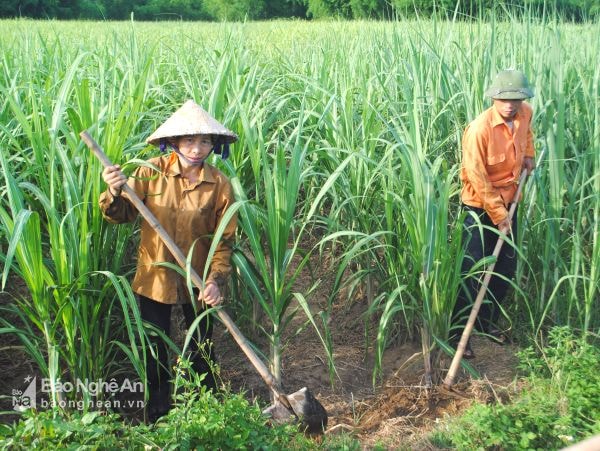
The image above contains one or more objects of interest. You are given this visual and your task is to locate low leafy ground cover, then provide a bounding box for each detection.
[429,327,600,450]
[0,373,345,450]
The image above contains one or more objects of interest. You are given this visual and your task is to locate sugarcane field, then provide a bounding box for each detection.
[0,4,599,450]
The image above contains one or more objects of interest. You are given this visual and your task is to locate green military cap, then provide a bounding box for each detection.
[485,69,534,100]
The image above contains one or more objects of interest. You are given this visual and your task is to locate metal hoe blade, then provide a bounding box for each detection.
[263,387,328,434]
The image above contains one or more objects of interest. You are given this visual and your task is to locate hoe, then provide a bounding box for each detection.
[443,168,530,389]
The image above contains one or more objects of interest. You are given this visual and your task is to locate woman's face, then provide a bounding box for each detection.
[176,134,213,167]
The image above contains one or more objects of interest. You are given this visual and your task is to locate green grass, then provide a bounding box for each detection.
[431,327,600,450]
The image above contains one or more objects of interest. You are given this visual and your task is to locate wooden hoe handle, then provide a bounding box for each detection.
[80,130,284,399]
[443,168,529,388]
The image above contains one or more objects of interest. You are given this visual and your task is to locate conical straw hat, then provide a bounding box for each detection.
[146,100,238,146]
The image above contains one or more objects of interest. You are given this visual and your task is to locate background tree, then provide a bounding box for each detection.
[265,0,307,18]
[0,0,31,17]
[103,0,131,19]
[203,0,265,20]
[134,0,208,20]
[350,0,391,19]
[0,1,597,26]
[305,0,352,18]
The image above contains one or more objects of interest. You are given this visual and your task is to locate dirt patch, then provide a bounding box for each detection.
[205,246,521,448]
[211,309,519,448]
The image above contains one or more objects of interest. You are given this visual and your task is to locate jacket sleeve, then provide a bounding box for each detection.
[206,178,237,286]
[462,124,508,225]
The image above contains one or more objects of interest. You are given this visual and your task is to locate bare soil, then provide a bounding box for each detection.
[212,297,519,449]
[208,247,521,449]
[0,249,521,450]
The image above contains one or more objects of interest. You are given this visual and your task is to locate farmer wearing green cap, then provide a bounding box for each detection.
[451,69,536,359]
[99,100,237,422]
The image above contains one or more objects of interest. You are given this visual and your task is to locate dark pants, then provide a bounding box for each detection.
[140,294,216,417]
[452,205,518,337]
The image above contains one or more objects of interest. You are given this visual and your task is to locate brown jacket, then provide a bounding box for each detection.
[100,154,237,304]
[460,102,535,224]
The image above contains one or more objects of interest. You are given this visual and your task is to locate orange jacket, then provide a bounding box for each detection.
[100,154,237,304]
[460,102,535,224]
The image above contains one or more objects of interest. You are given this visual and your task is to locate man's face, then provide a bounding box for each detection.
[493,98,523,121]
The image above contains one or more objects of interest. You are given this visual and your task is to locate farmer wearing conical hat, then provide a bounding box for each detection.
[99,100,237,422]
[451,69,536,359]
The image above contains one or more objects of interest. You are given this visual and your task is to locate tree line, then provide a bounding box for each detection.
[1,0,597,23]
